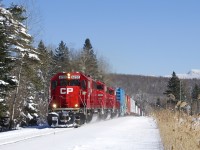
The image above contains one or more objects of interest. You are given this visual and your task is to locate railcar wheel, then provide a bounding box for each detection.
[47,113,59,126]
[86,113,93,123]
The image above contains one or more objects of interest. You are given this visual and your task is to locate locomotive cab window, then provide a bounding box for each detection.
[81,80,86,90]
[60,79,68,86]
[109,90,114,95]
[51,80,57,90]
[92,81,97,89]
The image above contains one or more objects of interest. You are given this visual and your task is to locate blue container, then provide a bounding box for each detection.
[115,88,126,116]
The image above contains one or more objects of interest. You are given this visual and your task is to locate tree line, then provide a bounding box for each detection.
[110,72,200,115]
[163,72,200,115]
[0,2,110,130]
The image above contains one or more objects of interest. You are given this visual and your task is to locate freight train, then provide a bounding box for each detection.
[47,72,142,127]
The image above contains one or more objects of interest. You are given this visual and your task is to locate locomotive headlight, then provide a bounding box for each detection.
[67,73,70,79]
[82,91,86,95]
[52,103,57,108]
[75,104,78,108]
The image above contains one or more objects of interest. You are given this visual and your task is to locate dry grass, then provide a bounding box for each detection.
[153,109,200,150]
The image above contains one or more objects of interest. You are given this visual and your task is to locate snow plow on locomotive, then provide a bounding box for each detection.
[47,72,142,127]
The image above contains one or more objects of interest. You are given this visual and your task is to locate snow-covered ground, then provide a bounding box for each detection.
[0,116,163,150]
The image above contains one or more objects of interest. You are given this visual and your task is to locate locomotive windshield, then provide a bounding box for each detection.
[59,79,80,86]
[60,79,68,86]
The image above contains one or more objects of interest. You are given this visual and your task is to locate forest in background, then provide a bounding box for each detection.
[110,73,200,114]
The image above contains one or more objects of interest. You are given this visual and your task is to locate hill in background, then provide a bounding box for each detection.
[109,71,200,109]
[165,69,200,79]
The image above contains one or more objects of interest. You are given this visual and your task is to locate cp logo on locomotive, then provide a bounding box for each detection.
[60,88,73,94]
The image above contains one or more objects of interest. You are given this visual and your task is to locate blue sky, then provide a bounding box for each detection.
[3,0,200,76]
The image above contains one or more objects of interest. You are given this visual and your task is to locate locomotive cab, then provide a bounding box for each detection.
[106,87,118,118]
[96,81,106,109]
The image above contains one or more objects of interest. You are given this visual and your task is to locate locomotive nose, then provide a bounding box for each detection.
[62,86,80,109]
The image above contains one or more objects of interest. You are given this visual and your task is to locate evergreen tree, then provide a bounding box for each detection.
[0,13,14,119]
[164,71,185,102]
[0,80,9,119]
[191,84,200,99]
[54,41,70,72]
[0,23,7,78]
[0,22,7,118]
[7,4,27,22]
[37,40,50,76]
[23,84,38,126]
[38,40,47,53]
[6,5,33,54]
[36,40,54,120]
[0,4,40,128]
[80,38,99,79]
[191,84,200,114]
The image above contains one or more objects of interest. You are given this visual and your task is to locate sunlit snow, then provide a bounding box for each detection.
[0,117,163,150]
[28,53,40,61]
[0,80,9,86]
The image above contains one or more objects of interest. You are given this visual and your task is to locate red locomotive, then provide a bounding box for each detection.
[47,72,141,127]
[47,72,120,127]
